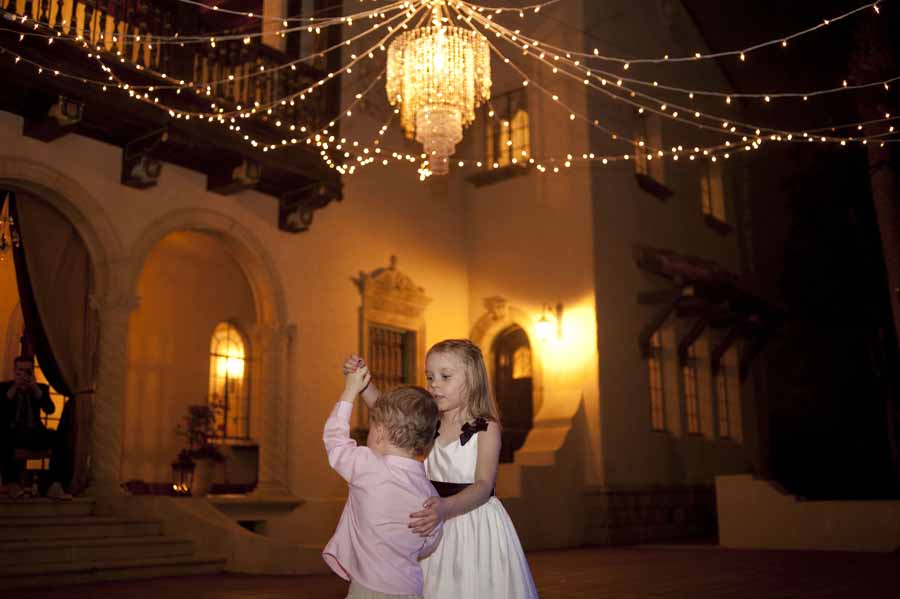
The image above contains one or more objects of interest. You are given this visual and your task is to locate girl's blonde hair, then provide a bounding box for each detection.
[427,339,501,423]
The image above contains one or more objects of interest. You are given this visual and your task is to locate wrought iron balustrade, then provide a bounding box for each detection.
[1,0,333,129]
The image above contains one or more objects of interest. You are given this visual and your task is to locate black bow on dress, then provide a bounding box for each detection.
[459,418,488,446]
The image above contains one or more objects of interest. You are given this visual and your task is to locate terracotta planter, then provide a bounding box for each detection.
[191,457,216,497]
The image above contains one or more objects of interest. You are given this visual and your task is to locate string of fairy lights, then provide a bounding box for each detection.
[456,4,897,142]
[0,3,408,89]
[493,0,884,65]
[324,0,898,177]
[1,0,889,115]
[336,0,898,176]
[456,2,893,118]
[0,0,897,180]
[461,3,896,103]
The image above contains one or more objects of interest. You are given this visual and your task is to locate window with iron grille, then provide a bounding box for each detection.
[368,324,415,393]
[484,88,530,169]
[648,331,666,431]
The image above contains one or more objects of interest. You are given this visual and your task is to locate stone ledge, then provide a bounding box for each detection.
[208,494,304,522]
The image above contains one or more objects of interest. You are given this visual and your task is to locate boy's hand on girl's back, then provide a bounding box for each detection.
[409,496,446,537]
[344,364,371,396]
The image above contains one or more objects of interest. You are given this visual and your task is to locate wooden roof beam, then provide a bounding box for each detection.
[678,316,710,366]
[711,322,745,376]
[638,288,684,357]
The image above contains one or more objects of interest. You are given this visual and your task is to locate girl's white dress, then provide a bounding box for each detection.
[421,428,539,599]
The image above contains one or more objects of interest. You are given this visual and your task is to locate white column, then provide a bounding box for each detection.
[251,322,293,495]
[88,292,139,497]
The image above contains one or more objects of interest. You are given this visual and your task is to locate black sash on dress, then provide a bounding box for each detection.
[430,480,496,498]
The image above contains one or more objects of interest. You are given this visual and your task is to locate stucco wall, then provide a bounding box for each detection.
[0,105,469,538]
[461,0,604,487]
[0,0,766,551]
[718,474,900,552]
[585,0,757,487]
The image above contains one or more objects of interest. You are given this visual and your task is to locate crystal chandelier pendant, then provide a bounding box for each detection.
[386,12,491,176]
[415,107,463,176]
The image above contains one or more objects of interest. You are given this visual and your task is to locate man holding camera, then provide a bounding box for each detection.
[1,355,71,500]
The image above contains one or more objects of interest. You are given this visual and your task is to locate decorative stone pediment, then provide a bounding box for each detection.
[484,296,509,322]
[352,257,431,438]
[353,256,432,322]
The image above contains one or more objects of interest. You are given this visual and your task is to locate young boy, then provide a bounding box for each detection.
[323,363,442,599]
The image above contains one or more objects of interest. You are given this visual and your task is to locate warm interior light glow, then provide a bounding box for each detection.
[214,344,246,380]
[538,300,598,384]
[535,303,564,343]
[535,313,555,343]
[208,322,249,439]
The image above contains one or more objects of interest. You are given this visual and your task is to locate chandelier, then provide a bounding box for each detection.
[386,6,491,176]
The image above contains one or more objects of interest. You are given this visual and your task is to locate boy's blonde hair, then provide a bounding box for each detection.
[370,386,439,455]
[427,339,500,423]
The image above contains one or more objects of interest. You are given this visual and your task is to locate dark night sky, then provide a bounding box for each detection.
[683,0,898,129]
[684,1,900,497]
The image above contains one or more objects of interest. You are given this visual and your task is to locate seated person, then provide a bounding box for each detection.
[1,355,72,500]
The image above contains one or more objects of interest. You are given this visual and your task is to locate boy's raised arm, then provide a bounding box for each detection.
[341,355,381,408]
[323,366,371,482]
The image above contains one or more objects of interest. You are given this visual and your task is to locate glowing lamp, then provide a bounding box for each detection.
[536,303,564,342]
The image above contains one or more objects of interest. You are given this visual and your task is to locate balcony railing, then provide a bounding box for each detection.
[1,0,333,129]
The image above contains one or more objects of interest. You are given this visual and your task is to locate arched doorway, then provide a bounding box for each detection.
[123,231,258,484]
[0,190,99,493]
[492,325,534,463]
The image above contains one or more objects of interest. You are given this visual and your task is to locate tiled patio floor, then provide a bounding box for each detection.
[11,544,900,598]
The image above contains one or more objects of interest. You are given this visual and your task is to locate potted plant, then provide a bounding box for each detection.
[176,404,225,497]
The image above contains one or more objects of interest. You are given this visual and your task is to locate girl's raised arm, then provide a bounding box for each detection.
[409,421,501,536]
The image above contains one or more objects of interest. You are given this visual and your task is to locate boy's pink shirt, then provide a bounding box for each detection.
[322,401,442,596]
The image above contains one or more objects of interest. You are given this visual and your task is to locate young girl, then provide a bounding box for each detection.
[345,339,538,598]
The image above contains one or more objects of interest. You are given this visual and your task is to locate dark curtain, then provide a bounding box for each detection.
[8,192,73,397]
[5,191,97,493]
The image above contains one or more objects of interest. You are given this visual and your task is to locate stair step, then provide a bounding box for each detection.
[0,554,226,590]
[0,516,161,541]
[0,535,194,566]
[0,498,95,518]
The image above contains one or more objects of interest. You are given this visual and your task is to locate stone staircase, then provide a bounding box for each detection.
[0,497,225,590]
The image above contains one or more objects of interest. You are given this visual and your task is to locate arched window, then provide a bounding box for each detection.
[208,322,250,440]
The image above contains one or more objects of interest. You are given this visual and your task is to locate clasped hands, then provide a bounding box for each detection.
[344,361,371,396]
[8,377,40,400]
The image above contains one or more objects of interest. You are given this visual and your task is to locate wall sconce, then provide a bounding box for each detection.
[535,302,564,342]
